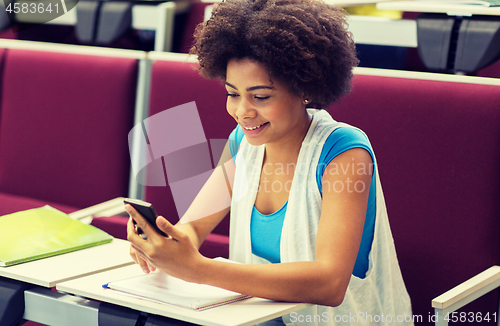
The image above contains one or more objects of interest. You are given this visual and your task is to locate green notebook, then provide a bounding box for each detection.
[0,205,113,267]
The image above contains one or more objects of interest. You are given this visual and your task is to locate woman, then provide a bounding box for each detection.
[126,0,413,324]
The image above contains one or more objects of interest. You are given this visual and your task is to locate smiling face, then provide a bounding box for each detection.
[225,58,310,148]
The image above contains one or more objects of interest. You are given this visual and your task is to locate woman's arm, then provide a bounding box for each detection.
[174,141,236,247]
[128,148,372,307]
[128,141,235,272]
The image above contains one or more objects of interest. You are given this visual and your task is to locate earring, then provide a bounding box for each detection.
[303,99,311,105]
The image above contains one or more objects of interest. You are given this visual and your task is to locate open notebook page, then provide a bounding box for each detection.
[104,270,251,311]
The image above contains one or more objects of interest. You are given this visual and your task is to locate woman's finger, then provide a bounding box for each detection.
[129,246,139,264]
[125,204,156,240]
[131,244,153,273]
[156,216,180,242]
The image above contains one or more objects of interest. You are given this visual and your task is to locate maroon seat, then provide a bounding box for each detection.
[0,47,6,104]
[142,57,233,258]
[330,71,500,325]
[0,28,15,40]
[89,214,129,240]
[0,192,78,216]
[0,47,138,216]
[477,59,500,78]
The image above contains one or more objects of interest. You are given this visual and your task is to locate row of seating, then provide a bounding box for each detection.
[1,39,500,325]
[0,0,208,53]
[0,39,232,251]
[3,0,500,78]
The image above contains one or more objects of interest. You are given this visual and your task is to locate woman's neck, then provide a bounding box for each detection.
[264,111,312,164]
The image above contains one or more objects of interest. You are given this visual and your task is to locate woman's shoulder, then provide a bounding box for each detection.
[328,125,370,145]
[319,125,374,164]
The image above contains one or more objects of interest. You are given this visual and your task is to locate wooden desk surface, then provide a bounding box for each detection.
[0,239,134,287]
[57,264,311,326]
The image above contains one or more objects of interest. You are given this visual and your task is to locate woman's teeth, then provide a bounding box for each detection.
[244,123,267,131]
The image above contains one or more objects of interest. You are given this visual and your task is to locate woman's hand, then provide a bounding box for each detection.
[129,239,156,274]
[126,205,205,282]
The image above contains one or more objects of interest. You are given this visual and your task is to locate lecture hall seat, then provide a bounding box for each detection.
[0,40,140,220]
[330,69,500,325]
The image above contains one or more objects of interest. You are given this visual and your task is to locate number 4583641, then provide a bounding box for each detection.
[445,312,497,323]
[5,2,59,14]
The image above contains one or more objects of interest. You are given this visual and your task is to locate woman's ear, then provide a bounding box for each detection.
[301,93,312,105]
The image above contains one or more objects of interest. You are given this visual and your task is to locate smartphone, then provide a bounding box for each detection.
[124,198,168,238]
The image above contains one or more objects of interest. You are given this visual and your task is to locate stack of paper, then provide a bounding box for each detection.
[0,206,113,266]
[104,271,252,311]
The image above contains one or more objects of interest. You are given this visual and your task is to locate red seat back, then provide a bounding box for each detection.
[0,48,138,208]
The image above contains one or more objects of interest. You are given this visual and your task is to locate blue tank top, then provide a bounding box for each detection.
[229,125,376,279]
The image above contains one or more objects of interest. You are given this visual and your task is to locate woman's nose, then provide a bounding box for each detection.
[235,97,256,120]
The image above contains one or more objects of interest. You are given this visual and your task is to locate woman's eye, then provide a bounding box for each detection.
[255,96,270,101]
[226,93,239,98]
